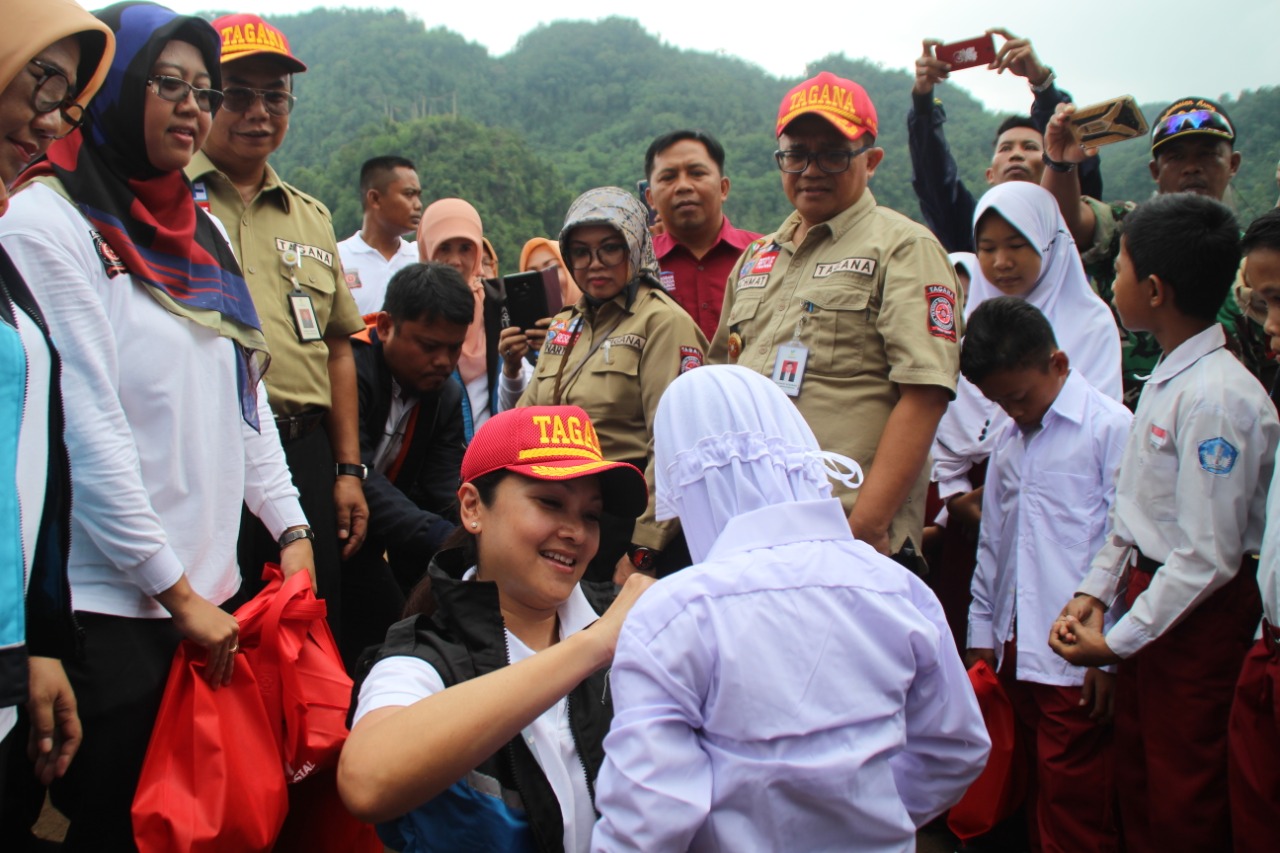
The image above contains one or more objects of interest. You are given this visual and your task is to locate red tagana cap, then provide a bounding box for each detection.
[212,13,307,73]
[461,406,649,518]
[777,71,877,142]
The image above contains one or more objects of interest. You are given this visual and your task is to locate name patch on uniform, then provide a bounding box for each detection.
[344,270,362,289]
[191,181,210,212]
[1198,437,1238,476]
[812,257,877,278]
[737,275,769,290]
[274,239,333,268]
[926,284,957,342]
[606,334,645,351]
[680,346,704,373]
[90,230,128,279]
[659,270,676,293]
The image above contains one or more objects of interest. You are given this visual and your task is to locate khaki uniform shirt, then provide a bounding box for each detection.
[710,191,961,552]
[518,285,708,550]
[186,152,364,416]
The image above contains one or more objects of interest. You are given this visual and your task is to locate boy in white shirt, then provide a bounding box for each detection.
[1051,194,1279,852]
[962,296,1131,852]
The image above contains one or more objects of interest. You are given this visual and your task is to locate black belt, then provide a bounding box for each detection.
[275,408,326,442]
[1134,551,1162,574]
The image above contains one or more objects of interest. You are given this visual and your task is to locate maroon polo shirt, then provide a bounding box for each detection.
[653,214,761,341]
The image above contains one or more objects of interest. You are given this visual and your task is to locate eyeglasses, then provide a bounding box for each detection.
[146,75,223,113]
[774,146,871,174]
[1153,109,1234,145]
[566,242,628,270]
[28,59,83,139]
[220,86,297,116]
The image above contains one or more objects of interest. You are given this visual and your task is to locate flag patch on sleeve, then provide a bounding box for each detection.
[926,284,957,341]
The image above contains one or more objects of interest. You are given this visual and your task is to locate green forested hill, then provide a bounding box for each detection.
[245,9,1279,266]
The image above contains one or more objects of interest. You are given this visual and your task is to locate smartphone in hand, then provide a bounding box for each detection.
[935,34,996,71]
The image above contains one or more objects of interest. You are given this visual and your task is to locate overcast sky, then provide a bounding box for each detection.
[169,1,1276,114]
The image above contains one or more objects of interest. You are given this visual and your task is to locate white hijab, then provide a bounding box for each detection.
[932,183,1122,491]
[654,366,861,563]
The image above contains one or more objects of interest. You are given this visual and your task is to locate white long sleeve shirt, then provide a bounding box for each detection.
[1078,325,1278,658]
[592,499,990,853]
[967,370,1131,683]
[0,183,306,618]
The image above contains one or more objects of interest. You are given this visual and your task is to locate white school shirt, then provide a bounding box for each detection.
[354,569,598,853]
[337,231,418,315]
[967,370,1131,684]
[1078,324,1279,658]
[0,184,307,617]
[592,499,990,853]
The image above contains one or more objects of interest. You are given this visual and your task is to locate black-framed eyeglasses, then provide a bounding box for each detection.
[146,75,223,113]
[774,146,871,174]
[28,59,83,139]
[566,242,628,270]
[220,86,297,116]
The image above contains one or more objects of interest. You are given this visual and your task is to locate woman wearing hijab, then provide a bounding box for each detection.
[592,365,990,851]
[0,0,112,805]
[0,4,311,846]
[517,187,708,582]
[520,235,582,308]
[417,198,529,440]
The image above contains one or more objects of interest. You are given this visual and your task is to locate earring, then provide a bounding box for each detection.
[471,522,479,529]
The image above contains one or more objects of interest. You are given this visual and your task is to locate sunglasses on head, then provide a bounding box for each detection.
[1153,109,1234,144]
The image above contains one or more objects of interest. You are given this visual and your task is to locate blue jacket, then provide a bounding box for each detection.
[0,245,78,711]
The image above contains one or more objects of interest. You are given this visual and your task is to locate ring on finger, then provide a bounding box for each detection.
[229,642,240,653]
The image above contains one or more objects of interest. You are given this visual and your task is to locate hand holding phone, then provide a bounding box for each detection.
[1070,96,1149,149]
[935,34,996,72]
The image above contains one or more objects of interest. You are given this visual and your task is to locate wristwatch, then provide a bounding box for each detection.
[278,526,315,550]
[335,462,368,480]
[627,545,659,572]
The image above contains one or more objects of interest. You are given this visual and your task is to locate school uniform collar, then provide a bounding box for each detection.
[1146,324,1225,387]
[1044,368,1090,427]
[702,499,853,564]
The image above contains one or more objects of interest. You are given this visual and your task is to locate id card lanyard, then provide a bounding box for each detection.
[771,301,812,397]
[283,248,322,343]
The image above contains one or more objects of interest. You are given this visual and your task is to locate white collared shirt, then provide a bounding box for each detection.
[592,499,989,853]
[337,231,418,315]
[968,370,1131,684]
[355,572,599,853]
[1078,325,1279,658]
[371,378,414,474]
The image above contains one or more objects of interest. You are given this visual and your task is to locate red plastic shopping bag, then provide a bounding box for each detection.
[947,659,1026,840]
[235,563,353,781]
[131,639,288,853]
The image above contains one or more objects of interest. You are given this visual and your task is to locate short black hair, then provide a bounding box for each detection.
[991,116,1040,150]
[359,155,416,202]
[1242,208,1280,256]
[1122,193,1240,323]
[960,297,1059,385]
[644,130,726,179]
[382,262,474,327]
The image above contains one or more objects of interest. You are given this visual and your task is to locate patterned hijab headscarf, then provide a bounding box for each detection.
[417,198,486,384]
[559,187,659,305]
[18,2,268,429]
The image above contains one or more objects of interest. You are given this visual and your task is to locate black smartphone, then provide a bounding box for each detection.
[502,270,554,331]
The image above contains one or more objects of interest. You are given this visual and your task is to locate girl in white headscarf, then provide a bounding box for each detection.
[591,365,990,853]
[932,182,1122,517]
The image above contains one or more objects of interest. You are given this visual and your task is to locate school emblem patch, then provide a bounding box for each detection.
[1198,437,1238,476]
[680,346,704,373]
[926,284,957,342]
[91,231,127,279]
[344,270,362,289]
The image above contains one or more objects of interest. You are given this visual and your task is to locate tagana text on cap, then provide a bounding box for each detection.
[1150,97,1234,153]
[212,13,307,73]
[776,71,878,142]
[461,406,648,517]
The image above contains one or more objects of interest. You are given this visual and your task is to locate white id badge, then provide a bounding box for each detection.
[771,343,809,397]
[289,290,322,342]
